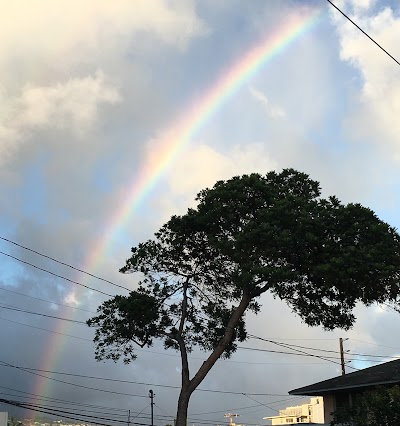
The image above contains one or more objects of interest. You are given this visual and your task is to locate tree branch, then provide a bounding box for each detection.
[187,292,252,393]
[251,282,271,297]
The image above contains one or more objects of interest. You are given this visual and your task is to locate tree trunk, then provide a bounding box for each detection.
[175,386,192,426]
[174,292,252,426]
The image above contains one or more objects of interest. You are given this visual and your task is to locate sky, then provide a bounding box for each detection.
[1,0,400,425]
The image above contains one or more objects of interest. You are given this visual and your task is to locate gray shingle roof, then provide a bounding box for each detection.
[289,358,400,396]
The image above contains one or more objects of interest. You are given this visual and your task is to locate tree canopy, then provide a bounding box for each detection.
[331,386,400,426]
[87,169,400,426]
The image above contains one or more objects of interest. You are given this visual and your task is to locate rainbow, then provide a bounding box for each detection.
[34,9,320,406]
[93,9,320,258]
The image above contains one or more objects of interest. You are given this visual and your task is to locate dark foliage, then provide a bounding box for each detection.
[87,169,400,426]
[331,386,400,426]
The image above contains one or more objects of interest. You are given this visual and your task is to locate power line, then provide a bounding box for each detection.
[0,399,117,426]
[347,352,400,360]
[242,393,278,414]
[0,313,335,364]
[0,398,151,426]
[238,346,338,358]
[0,361,289,397]
[190,398,303,416]
[0,314,329,364]
[0,385,129,414]
[0,284,96,313]
[0,360,149,399]
[0,250,113,297]
[0,316,92,341]
[153,403,171,417]
[5,399,128,419]
[250,335,400,361]
[249,337,340,355]
[0,392,265,426]
[0,304,86,324]
[130,404,151,421]
[242,337,338,341]
[3,308,392,364]
[0,395,274,426]
[0,313,330,364]
[348,338,400,351]
[239,341,359,371]
[0,236,131,292]
[0,394,127,418]
[326,0,400,67]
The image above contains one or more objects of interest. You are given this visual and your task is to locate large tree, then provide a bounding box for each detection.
[87,169,400,426]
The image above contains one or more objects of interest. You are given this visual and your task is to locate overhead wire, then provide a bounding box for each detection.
[0,360,149,399]
[2,303,397,365]
[0,398,151,426]
[0,399,117,426]
[0,314,331,364]
[12,400,128,418]
[0,391,299,425]
[0,360,289,396]
[0,285,96,313]
[239,344,390,364]
[0,236,131,292]
[0,312,340,365]
[0,304,86,324]
[249,338,340,355]
[0,384,136,417]
[0,308,330,365]
[130,404,151,421]
[348,338,400,351]
[249,336,400,361]
[242,393,278,413]
[0,250,113,297]
[0,316,92,341]
[153,403,172,417]
[326,0,400,66]
[243,336,360,371]
[0,393,127,416]
[189,398,304,416]
[238,346,340,359]
[0,394,275,426]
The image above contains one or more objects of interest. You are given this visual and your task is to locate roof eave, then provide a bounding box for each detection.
[289,378,400,396]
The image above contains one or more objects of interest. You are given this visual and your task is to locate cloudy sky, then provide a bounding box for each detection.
[1,0,400,425]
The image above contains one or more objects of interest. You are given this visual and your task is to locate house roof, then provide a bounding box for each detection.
[289,358,400,396]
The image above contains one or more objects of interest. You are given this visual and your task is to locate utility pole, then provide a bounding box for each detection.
[149,389,155,426]
[224,413,239,426]
[339,337,345,375]
[128,409,131,426]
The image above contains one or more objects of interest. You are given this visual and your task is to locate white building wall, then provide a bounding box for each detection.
[0,412,8,426]
[264,397,326,425]
[322,394,335,424]
[309,397,324,423]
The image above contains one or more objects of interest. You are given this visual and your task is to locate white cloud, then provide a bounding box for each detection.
[0,1,207,168]
[155,142,278,220]
[0,71,120,163]
[332,3,400,158]
[249,86,286,119]
[17,71,120,131]
[349,0,376,12]
[64,291,79,306]
[0,1,206,58]
[169,143,277,195]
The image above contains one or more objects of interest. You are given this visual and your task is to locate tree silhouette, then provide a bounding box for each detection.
[88,169,400,426]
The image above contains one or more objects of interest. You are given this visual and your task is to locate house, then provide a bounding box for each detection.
[288,358,400,424]
[264,396,324,425]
